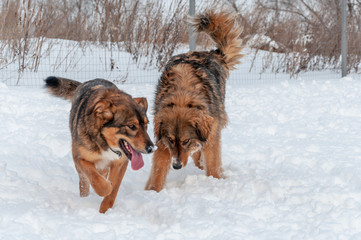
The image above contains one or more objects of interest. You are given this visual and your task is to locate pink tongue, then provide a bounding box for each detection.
[130,146,144,171]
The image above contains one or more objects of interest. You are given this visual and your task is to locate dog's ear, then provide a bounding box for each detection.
[133,97,148,112]
[191,115,213,142]
[89,100,114,123]
[153,115,163,142]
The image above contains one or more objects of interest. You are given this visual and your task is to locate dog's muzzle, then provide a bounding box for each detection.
[172,159,182,170]
[145,144,157,154]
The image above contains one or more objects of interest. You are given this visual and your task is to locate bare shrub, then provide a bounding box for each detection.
[0,0,194,82]
[229,0,361,75]
[1,0,359,84]
[92,0,189,69]
[0,0,53,83]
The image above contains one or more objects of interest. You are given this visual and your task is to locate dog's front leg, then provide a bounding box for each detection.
[192,151,204,170]
[145,143,171,192]
[99,159,128,213]
[203,133,225,179]
[78,159,113,197]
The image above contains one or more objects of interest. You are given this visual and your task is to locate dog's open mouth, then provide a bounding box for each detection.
[119,139,144,171]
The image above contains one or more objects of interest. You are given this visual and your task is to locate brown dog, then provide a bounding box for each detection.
[45,77,155,213]
[145,10,243,192]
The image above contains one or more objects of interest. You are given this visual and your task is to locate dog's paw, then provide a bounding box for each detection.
[207,167,226,179]
[145,183,163,192]
[99,197,115,213]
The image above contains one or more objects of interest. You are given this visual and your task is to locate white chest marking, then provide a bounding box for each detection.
[96,149,121,170]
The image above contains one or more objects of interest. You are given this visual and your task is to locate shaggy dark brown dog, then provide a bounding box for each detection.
[45,77,155,213]
[145,10,244,192]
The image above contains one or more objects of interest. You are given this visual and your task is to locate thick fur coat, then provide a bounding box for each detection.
[145,11,244,192]
[45,77,154,212]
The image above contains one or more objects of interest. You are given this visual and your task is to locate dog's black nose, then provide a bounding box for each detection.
[145,144,156,154]
[172,162,182,170]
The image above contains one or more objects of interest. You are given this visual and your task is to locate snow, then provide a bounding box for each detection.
[1,35,361,239]
[247,34,282,51]
[1,69,361,239]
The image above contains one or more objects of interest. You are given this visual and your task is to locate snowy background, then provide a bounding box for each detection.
[1,0,361,238]
[1,45,361,239]
[0,32,361,240]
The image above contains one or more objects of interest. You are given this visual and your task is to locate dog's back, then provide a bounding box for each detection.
[44,77,117,101]
[154,10,243,127]
[44,76,81,101]
[45,77,128,146]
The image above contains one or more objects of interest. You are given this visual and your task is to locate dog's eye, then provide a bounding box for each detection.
[168,137,174,144]
[182,139,190,146]
[128,124,137,131]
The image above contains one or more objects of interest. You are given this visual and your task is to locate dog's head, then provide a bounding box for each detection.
[88,89,155,170]
[154,107,213,170]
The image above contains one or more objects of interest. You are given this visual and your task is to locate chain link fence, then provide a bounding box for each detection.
[0,0,359,86]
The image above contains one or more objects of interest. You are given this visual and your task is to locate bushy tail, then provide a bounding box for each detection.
[190,10,243,70]
[44,76,81,100]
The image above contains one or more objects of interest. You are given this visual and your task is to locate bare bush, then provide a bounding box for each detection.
[1,0,359,84]
[0,0,52,83]
[91,0,189,69]
[231,0,361,75]
[0,0,191,82]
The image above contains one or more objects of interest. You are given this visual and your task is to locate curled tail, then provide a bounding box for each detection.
[191,10,243,70]
[44,76,81,100]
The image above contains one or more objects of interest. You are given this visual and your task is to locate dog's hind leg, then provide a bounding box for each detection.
[99,159,128,213]
[145,143,171,192]
[79,173,90,197]
[75,163,90,197]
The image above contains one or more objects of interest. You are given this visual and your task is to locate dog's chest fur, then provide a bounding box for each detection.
[96,148,122,170]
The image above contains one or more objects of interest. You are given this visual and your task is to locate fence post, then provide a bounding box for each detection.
[189,0,196,51]
[341,0,348,77]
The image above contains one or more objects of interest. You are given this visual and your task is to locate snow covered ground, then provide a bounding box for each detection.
[1,67,361,239]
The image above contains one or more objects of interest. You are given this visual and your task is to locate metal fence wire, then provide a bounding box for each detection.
[0,0,358,86]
